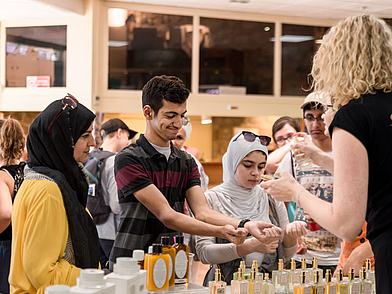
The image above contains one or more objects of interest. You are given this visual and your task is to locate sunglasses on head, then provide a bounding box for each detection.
[233,131,271,146]
[47,93,78,138]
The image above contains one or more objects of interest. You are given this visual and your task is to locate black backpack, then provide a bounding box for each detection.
[85,149,115,225]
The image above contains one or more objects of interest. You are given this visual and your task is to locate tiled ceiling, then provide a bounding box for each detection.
[106,0,392,19]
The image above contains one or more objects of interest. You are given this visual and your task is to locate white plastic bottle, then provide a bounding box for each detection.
[70,269,115,294]
[106,257,147,294]
[45,285,70,294]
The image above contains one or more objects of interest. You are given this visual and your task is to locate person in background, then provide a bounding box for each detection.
[196,132,306,284]
[89,118,137,268]
[278,92,339,274]
[0,118,26,294]
[265,116,300,174]
[9,94,99,293]
[109,75,280,268]
[261,14,392,292]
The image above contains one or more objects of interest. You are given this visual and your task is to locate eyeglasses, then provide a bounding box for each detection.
[304,116,324,123]
[47,93,78,138]
[276,133,295,146]
[183,117,190,126]
[233,131,271,146]
[322,104,334,113]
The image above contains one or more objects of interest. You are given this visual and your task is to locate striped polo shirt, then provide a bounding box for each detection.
[110,134,201,262]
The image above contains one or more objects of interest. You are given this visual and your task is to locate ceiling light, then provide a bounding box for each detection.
[270,35,314,43]
[201,115,212,125]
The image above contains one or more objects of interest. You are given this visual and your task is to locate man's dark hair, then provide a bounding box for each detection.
[272,116,300,143]
[142,75,190,114]
[302,102,324,116]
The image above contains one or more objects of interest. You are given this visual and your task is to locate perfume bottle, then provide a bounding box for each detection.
[336,269,349,294]
[300,258,311,283]
[261,273,274,294]
[348,268,360,294]
[324,269,337,294]
[310,257,323,281]
[161,236,176,286]
[359,268,372,294]
[232,267,249,294]
[289,258,301,293]
[310,271,325,294]
[365,259,375,294]
[145,244,169,291]
[272,259,289,294]
[173,234,189,284]
[249,267,262,294]
[252,260,263,282]
[209,268,226,294]
[293,271,312,294]
[293,136,312,170]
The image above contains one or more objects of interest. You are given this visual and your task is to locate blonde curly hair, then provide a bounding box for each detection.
[0,118,25,165]
[311,14,392,109]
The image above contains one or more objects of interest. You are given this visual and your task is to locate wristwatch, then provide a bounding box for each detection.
[238,219,251,228]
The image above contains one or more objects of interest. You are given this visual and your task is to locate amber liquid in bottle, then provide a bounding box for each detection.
[161,236,176,286]
[173,234,189,284]
[145,243,169,291]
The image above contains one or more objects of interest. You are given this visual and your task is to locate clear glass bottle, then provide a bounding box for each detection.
[289,258,301,293]
[300,258,312,284]
[336,269,349,294]
[272,259,289,294]
[310,271,325,294]
[293,271,312,294]
[172,234,189,284]
[310,257,323,282]
[261,273,274,294]
[359,268,372,294]
[209,268,226,294]
[348,268,360,294]
[365,259,375,294]
[293,136,312,170]
[232,267,249,294]
[249,267,262,294]
[324,269,337,294]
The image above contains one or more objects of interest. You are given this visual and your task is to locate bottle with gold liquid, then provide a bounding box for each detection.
[324,269,336,294]
[359,267,372,294]
[209,268,226,294]
[161,236,176,286]
[310,257,323,281]
[336,269,349,294]
[310,271,325,294]
[145,244,169,291]
[231,268,249,294]
[289,258,301,293]
[272,259,289,294]
[173,234,189,284]
[261,273,274,294]
[300,258,312,284]
[365,259,375,294]
[249,267,262,294]
[293,271,312,294]
[348,268,360,294]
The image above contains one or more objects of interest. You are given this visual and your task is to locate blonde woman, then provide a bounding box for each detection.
[261,14,392,293]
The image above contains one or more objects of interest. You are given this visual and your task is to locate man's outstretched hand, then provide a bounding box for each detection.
[245,221,282,242]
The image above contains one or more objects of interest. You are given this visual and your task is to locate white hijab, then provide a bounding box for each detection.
[206,133,270,222]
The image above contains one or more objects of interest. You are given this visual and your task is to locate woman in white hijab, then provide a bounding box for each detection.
[196,131,306,284]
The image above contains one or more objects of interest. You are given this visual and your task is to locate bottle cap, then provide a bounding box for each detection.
[349,268,355,280]
[325,269,331,283]
[45,285,70,294]
[312,257,318,268]
[148,246,153,253]
[360,267,365,280]
[278,259,284,271]
[337,269,343,282]
[290,258,296,270]
[152,243,162,254]
[114,257,140,275]
[132,249,144,261]
[161,236,171,246]
[313,271,319,283]
[176,234,184,244]
[214,269,221,282]
[365,259,371,271]
[264,273,269,280]
[300,271,306,284]
[77,269,105,289]
[251,267,256,280]
[301,258,307,269]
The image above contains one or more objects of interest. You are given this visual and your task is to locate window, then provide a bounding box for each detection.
[6,26,67,88]
[108,10,193,90]
[199,18,274,95]
[281,24,329,96]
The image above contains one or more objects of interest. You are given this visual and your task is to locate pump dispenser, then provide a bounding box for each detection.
[70,269,115,294]
[132,250,145,270]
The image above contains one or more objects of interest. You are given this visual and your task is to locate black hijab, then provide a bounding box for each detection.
[26,98,99,268]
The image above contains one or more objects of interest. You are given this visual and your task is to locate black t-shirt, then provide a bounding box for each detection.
[330,90,392,245]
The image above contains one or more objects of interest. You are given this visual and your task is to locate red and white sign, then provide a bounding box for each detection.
[26,76,50,88]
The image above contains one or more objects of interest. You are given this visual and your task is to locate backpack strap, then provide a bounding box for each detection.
[86,157,100,185]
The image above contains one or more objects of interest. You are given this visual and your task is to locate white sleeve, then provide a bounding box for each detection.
[195,235,240,265]
[103,155,120,215]
[277,200,298,260]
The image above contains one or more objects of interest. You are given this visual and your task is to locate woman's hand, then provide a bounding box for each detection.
[260,170,303,203]
[285,221,307,238]
[292,133,329,168]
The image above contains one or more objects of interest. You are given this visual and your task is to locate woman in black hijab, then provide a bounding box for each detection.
[9,94,99,294]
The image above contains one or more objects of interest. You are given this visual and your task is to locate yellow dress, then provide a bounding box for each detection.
[10,179,81,294]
